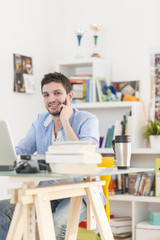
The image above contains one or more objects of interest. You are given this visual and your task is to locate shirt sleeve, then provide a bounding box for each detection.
[78,115,99,145]
[15,118,38,155]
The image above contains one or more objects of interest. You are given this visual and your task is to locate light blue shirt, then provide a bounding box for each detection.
[15,107,99,155]
[15,108,106,205]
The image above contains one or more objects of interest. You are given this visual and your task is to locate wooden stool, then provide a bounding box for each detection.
[7,178,114,240]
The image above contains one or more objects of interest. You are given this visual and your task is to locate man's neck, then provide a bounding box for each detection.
[52,116,62,138]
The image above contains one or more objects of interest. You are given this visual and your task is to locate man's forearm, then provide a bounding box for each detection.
[62,120,79,141]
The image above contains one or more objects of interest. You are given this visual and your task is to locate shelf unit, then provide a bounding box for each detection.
[76,101,146,149]
[56,58,111,102]
[109,194,160,240]
[56,59,160,240]
[98,148,160,155]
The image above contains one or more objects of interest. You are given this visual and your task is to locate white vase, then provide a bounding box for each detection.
[149,135,160,149]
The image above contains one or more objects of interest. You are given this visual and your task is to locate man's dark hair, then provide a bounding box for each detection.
[41,72,71,94]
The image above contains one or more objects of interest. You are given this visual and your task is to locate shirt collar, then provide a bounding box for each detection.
[43,107,76,128]
[43,114,52,127]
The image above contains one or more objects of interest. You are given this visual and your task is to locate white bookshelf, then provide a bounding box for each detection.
[56,59,160,240]
[56,58,111,102]
[98,147,160,155]
[109,195,160,240]
[76,101,146,149]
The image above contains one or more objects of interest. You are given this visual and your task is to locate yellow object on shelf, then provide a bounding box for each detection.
[155,158,160,197]
[97,156,114,222]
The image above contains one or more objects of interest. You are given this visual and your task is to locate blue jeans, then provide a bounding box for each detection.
[0,198,87,240]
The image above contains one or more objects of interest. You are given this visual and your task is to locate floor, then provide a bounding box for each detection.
[77,227,101,240]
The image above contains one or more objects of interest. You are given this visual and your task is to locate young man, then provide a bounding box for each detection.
[0,72,99,240]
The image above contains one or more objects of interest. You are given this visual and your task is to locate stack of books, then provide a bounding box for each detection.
[69,74,92,103]
[45,141,102,175]
[110,216,132,240]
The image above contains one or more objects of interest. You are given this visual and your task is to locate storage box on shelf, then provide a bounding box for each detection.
[136,222,160,240]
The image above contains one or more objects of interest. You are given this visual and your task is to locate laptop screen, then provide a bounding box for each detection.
[0,120,17,171]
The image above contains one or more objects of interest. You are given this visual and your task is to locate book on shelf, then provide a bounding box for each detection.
[113,232,132,240]
[69,74,92,79]
[101,126,108,148]
[69,79,86,103]
[96,77,108,102]
[108,174,124,195]
[111,224,132,234]
[104,125,115,148]
[138,172,147,196]
[150,174,155,196]
[113,120,123,140]
[116,174,122,193]
[123,174,129,194]
[142,173,154,196]
[126,115,132,136]
[122,112,132,136]
[122,115,127,135]
[110,217,132,227]
[134,173,142,196]
[69,75,92,102]
[128,173,138,194]
[108,175,117,194]
[99,136,104,148]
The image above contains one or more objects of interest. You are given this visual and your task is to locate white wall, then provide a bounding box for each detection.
[1,0,160,144]
[59,0,160,115]
[0,0,66,199]
[0,0,64,145]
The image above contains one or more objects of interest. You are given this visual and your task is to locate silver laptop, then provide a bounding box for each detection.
[0,119,17,171]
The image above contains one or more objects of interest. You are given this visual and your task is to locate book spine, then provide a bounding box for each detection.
[128,173,137,194]
[138,173,147,196]
[150,174,155,196]
[143,173,154,196]
[134,173,142,196]
[124,174,129,193]
[85,79,90,102]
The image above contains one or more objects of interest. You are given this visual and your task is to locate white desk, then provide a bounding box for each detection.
[0,168,154,240]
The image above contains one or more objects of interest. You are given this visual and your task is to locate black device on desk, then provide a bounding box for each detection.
[15,155,50,173]
[0,119,49,173]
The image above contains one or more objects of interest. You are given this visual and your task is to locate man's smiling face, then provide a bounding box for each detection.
[42,82,68,116]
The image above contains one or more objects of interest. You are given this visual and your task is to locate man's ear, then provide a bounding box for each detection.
[68,91,73,102]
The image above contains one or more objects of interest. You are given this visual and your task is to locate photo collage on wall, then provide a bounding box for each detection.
[13,53,35,93]
[150,53,160,121]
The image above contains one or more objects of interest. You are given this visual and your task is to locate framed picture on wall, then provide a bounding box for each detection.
[13,53,35,93]
[112,80,140,101]
[150,53,160,121]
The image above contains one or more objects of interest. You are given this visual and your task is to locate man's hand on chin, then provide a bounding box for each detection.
[59,97,73,125]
